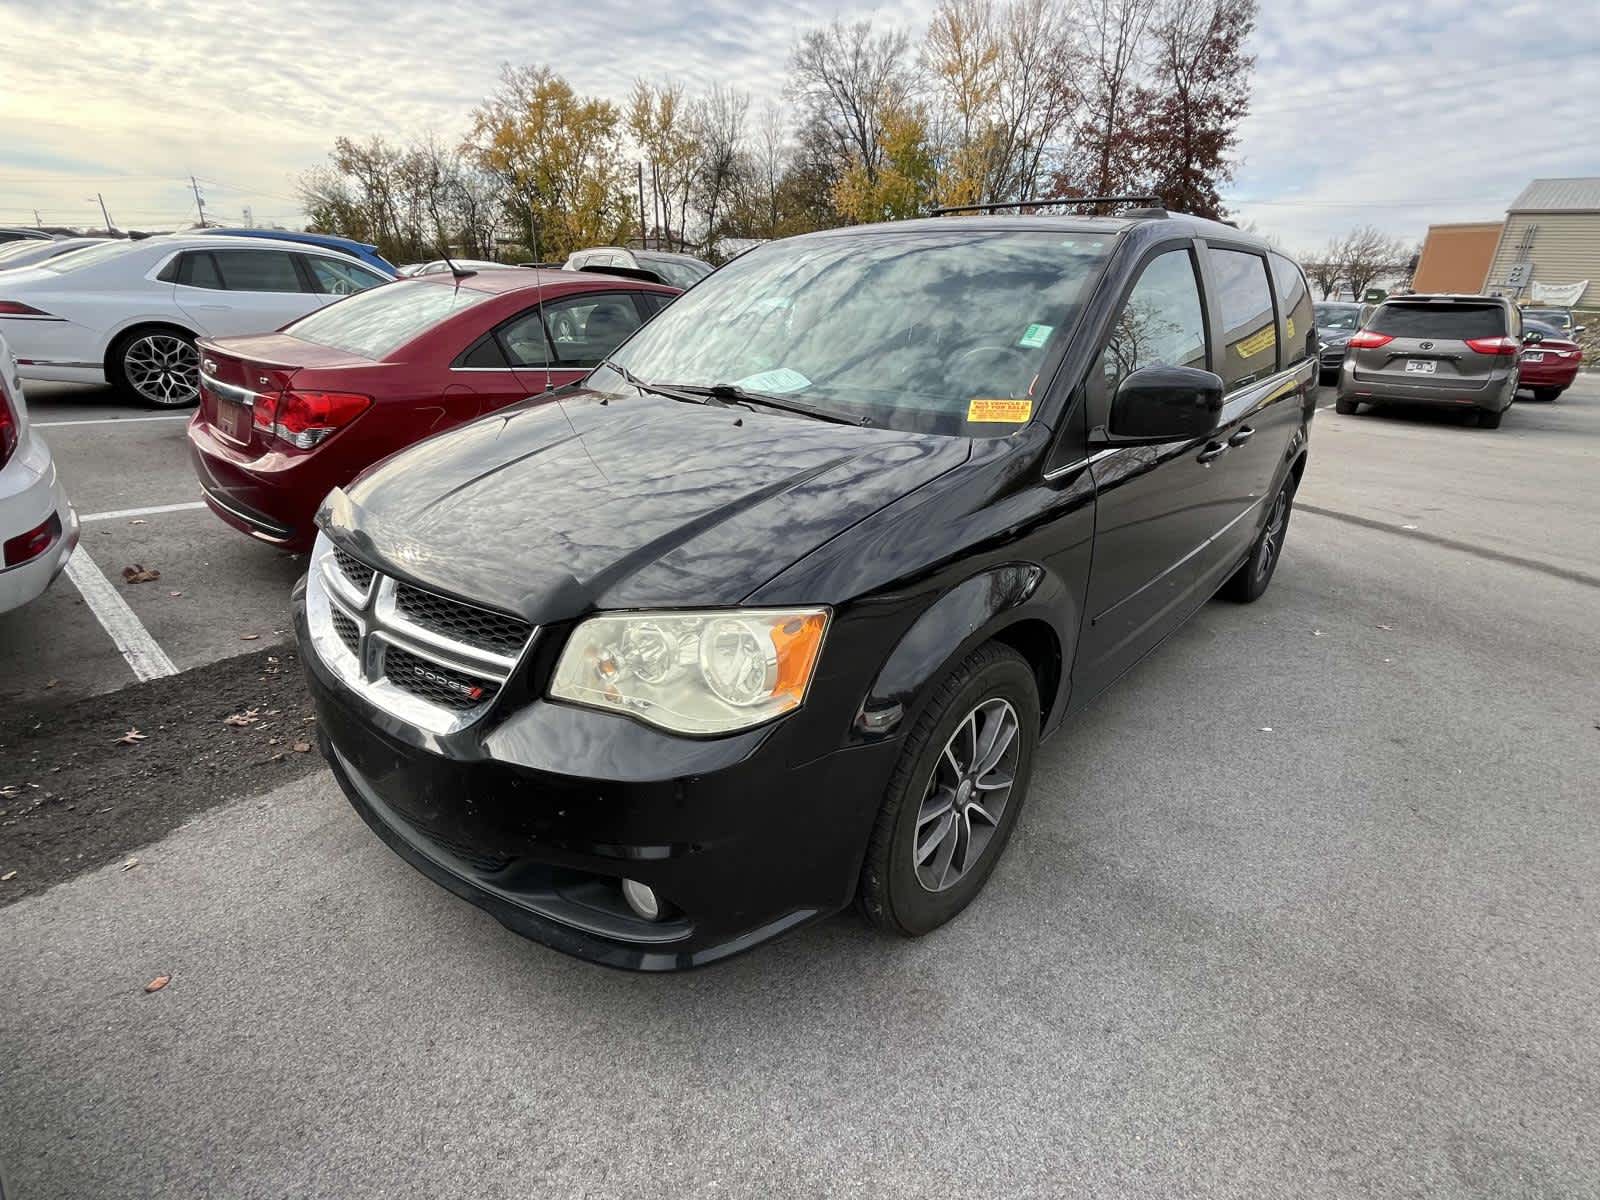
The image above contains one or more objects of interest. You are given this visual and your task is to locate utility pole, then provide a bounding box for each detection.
[636,162,647,249]
[93,193,113,231]
[189,176,207,227]
[33,209,43,229]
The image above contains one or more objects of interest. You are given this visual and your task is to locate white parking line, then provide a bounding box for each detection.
[32,414,191,428]
[61,546,179,681]
[81,501,206,523]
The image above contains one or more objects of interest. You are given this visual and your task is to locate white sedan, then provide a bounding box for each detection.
[0,236,390,407]
[0,329,77,614]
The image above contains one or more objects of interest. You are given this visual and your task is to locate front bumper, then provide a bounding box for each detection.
[293,576,902,970]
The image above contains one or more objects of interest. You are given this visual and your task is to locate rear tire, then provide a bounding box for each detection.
[107,325,200,408]
[1334,396,1360,415]
[858,642,1039,938]
[1222,475,1295,603]
[1531,387,1561,403]
[1477,407,1504,429]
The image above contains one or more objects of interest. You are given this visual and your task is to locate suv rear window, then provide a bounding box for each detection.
[1367,302,1505,340]
[284,279,488,359]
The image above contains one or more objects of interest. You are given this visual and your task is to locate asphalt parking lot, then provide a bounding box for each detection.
[3,377,1599,1198]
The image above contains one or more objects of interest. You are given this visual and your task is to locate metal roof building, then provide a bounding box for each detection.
[1484,178,1600,308]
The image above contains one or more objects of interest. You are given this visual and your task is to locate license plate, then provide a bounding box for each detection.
[216,397,252,441]
[1523,351,1544,362]
[1405,359,1436,374]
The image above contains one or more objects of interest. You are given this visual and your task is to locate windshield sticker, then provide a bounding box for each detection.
[734,367,811,394]
[1018,323,1053,349]
[967,398,1033,424]
[1235,326,1277,358]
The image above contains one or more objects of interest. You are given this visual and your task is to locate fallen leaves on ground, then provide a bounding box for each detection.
[292,741,312,753]
[121,565,160,584]
[223,709,261,728]
[116,728,147,745]
[239,634,260,641]
[1,870,16,882]
[144,975,170,993]
[121,857,140,872]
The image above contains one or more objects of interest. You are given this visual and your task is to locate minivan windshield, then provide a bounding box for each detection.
[592,228,1114,436]
[285,279,488,359]
[1314,303,1362,331]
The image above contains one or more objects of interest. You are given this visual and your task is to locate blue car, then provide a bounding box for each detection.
[195,229,397,276]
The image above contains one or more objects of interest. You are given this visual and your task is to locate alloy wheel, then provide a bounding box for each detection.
[1256,490,1289,582]
[912,697,1020,892]
[124,333,199,407]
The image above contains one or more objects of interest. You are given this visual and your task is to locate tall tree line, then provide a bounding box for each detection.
[297,0,1258,265]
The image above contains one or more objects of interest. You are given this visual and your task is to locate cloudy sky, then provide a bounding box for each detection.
[2,0,1594,253]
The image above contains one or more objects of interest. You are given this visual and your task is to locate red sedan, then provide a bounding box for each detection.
[188,270,677,549]
[1519,319,1583,402]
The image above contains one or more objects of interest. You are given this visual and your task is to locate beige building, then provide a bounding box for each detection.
[1483,178,1600,308]
[1412,222,1503,294]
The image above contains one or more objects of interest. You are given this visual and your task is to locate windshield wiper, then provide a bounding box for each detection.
[598,360,737,409]
[669,382,871,427]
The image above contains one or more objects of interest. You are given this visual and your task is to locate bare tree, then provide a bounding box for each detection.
[1304,242,1343,299]
[1077,0,1151,201]
[1336,225,1407,300]
[694,85,750,254]
[789,20,915,186]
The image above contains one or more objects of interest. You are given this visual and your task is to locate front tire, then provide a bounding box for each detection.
[858,642,1039,938]
[109,326,200,408]
[1222,476,1295,603]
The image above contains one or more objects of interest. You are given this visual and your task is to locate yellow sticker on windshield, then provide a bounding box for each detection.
[968,398,1033,423]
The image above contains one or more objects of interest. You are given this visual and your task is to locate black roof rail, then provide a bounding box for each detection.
[930,195,1166,217]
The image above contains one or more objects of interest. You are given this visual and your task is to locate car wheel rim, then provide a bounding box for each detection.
[1257,490,1288,581]
[913,697,1020,893]
[124,334,198,406]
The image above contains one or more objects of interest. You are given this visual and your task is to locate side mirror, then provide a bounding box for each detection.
[1523,331,1544,345]
[1575,325,1586,335]
[1099,365,1225,444]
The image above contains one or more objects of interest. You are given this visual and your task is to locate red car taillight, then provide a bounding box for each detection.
[1464,336,1520,356]
[0,387,17,469]
[1346,330,1393,349]
[252,389,371,450]
[0,301,53,317]
[3,511,60,568]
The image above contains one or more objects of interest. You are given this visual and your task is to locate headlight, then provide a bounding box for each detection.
[549,608,829,735]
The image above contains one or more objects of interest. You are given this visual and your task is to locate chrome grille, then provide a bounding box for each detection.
[305,534,538,735]
[383,644,498,710]
[331,608,360,656]
[333,547,375,592]
[394,582,532,658]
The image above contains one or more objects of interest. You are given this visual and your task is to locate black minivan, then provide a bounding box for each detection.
[294,207,1318,970]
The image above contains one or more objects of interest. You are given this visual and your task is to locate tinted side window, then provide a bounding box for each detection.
[306,256,386,296]
[543,293,646,367]
[497,308,554,368]
[1209,248,1277,388]
[1087,247,1207,427]
[177,251,222,289]
[1367,303,1506,339]
[459,333,509,369]
[1270,252,1315,366]
[211,249,303,293]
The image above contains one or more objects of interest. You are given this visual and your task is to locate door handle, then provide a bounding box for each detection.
[1229,425,1255,447]
[1197,441,1228,464]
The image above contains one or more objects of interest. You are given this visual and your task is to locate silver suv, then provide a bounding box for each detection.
[1335,294,1522,429]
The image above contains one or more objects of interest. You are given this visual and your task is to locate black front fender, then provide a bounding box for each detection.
[852,563,1074,742]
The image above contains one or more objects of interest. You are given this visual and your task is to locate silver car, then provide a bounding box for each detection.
[1335,294,1523,429]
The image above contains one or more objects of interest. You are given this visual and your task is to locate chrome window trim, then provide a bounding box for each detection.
[198,371,260,407]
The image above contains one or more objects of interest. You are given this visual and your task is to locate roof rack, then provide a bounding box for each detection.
[930,195,1165,217]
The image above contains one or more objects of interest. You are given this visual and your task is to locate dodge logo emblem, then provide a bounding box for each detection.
[1419,341,1433,350]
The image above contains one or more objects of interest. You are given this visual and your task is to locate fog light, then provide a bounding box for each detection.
[621,878,662,922]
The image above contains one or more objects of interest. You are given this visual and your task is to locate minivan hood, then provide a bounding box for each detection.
[326,389,970,620]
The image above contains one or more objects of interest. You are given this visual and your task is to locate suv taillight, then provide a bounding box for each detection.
[0,386,17,470]
[252,389,371,450]
[1346,330,1393,349]
[1464,336,1519,356]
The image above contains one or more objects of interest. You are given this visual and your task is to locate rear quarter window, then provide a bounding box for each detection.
[1209,247,1278,388]
[1368,303,1506,340]
[1270,252,1315,366]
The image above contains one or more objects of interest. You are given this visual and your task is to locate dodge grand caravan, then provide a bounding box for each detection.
[294,205,1319,970]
